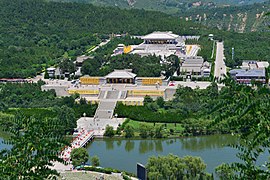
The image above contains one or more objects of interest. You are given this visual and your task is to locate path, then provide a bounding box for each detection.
[214,42,227,80]
[88,39,110,54]
[61,129,94,161]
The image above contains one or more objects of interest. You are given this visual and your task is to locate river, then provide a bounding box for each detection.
[86,134,239,174]
[0,134,267,175]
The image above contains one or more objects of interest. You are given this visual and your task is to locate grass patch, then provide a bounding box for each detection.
[124,119,185,138]
[127,120,184,132]
[4,108,57,118]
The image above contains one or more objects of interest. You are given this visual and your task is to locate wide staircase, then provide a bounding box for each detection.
[98,89,127,100]
[106,90,119,99]
[95,88,127,119]
[94,100,117,119]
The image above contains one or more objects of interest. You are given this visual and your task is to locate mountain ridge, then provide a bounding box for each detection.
[49,0,270,32]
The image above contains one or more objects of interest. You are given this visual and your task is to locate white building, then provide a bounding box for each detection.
[240,60,269,70]
[113,32,187,59]
[131,32,186,59]
[180,56,211,78]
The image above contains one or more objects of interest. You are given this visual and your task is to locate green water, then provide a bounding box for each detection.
[86,134,241,174]
[0,133,267,175]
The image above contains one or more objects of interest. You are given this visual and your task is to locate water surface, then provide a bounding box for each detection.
[86,134,239,173]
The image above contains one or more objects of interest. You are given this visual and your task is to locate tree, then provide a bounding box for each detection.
[104,125,115,137]
[183,156,207,179]
[91,155,100,167]
[0,116,69,179]
[154,125,164,138]
[146,154,211,180]
[59,57,76,74]
[79,98,87,105]
[143,95,153,105]
[215,163,234,180]
[0,101,8,111]
[70,148,89,167]
[139,123,149,138]
[54,105,76,132]
[124,125,134,138]
[156,97,165,108]
[213,77,270,179]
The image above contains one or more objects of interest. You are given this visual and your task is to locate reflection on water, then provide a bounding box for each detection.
[100,135,237,154]
[139,140,164,154]
[87,135,239,174]
[125,140,135,152]
[105,139,114,150]
[179,135,237,151]
[116,140,122,147]
[154,140,163,152]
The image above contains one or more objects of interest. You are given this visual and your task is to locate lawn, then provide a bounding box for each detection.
[125,119,185,137]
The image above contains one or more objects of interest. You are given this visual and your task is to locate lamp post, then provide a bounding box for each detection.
[115,113,118,122]
[83,112,86,121]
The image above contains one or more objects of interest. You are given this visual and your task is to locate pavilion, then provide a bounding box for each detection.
[105,70,137,84]
[79,69,168,86]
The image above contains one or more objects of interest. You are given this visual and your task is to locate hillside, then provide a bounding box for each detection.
[51,0,270,32]
[0,0,269,78]
[181,1,270,33]
[0,0,204,78]
[50,0,268,8]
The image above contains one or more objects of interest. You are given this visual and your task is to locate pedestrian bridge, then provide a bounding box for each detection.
[61,129,94,162]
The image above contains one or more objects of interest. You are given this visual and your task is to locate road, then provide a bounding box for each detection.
[89,39,110,53]
[214,42,227,80]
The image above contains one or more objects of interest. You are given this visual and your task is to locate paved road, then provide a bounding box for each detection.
[214,42,227,80]
[89,39,110,53]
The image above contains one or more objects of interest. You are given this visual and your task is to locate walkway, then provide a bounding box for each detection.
[61,129,94,161]
[214,42,227,80]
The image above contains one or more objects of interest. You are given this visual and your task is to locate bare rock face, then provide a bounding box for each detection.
[127,0,136,6]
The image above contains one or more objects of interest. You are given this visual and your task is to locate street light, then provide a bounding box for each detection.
[83,112,86,121]
[115,113,118,121]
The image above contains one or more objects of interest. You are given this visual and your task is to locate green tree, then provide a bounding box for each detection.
[124,125,134,138]
[183,156,207,179]
[0,116,68,179]
[146,154,211,180]
[156,97,165,108]
[213,77,270,179]
[154,125,164,138]
[215,163,234,180]
[59,57,76,74]
[143,95,153,105]
[139,123,149,138]
[54,105,76,132]
[91,155,100,167]
[70,148,89,167]
[79,97,87,105]
[104,125,115,137]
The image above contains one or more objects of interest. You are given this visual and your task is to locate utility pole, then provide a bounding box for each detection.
[232,47,235,61]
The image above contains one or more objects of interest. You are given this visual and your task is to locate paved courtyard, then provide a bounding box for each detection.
[77,117,125,136]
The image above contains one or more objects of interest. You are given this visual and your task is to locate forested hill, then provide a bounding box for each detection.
[181,1,270,33]
[51,0,270,32]
[49,0,268,8]
[0,0,205,78]
[0,0,269,78]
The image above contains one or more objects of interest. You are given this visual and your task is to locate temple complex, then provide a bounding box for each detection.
[113,31,187,58]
